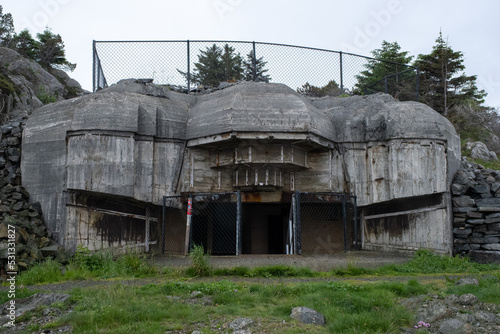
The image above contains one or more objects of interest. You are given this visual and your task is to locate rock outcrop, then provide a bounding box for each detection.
[466,141,498,161]
[0,47,85,122]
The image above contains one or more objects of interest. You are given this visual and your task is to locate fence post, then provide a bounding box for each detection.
[145,207,150,252]
[339,51,344,94]
[252,41,257,81]
[162,196,166,254]
[92,40,96,93]
[187,40,191,94]
[184,196,193,255]
[384,76,388,94]
[294,191,302,255]
[353,195,358,250]
[236,191,242,255]
[342,194,348,251]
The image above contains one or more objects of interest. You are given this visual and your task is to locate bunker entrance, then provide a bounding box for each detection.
[161,191,358,256]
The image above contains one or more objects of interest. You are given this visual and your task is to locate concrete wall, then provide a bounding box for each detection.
[21,81,460,254]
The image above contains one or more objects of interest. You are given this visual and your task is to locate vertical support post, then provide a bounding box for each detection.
[145,207,150,252]
[342,194,348,251]
[236,191,242,255]
[252,41,257,81]
[187,40,191,94]
[162,196,166,254]
[339,51,344,94]
[184,196,193,255]
[353,195,358,250]
[294,191,302,255]
[92,40,96,93]
[416,67,420,102]
[384,76,388,94]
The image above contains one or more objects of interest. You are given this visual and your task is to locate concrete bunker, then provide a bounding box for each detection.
[21,80,460,255]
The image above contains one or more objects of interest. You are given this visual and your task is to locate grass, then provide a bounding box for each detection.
[2,249,500,333]
[17,248,160,285]
[46,279,426,333]
[376,249,499,275]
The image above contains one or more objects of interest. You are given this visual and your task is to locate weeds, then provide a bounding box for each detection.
[378,249,499,274]
[16,247,159,285]
[186,244,212,277]
[36,85,57,104]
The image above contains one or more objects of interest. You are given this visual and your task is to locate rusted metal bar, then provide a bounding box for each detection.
[363,205,446,220]
[67,203,158,222]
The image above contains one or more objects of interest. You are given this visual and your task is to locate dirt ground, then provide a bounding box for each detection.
[152,250,413,272]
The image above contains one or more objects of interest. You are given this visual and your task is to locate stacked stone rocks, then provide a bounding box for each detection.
[452,158,500,263]
[0,119,66,273]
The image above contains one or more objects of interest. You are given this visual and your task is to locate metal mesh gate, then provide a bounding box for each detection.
[162,191,357,255]
[294,192,358,255]
[162,192,241,255]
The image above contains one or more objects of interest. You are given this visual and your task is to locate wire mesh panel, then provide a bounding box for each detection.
[93,40,419,101]
[94,40,188,91]
[162,196,187,254]
[296,192,358,254]
[162,192,240,255]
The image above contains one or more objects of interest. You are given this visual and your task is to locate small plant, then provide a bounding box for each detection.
[414,321,431,329]
[187,244,212,277]
[36,85,57,104]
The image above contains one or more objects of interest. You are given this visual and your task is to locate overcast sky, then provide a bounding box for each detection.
[3,0,500,108]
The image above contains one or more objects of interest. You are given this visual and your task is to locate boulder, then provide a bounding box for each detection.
[290,306,325,325]
[467,141,498,161]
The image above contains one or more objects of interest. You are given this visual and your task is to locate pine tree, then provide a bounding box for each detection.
[0,5,15,47]
[355,41,413,94]
[36,28,76,71]
[13,29,38,60]
[243,50,271,82]
[415,32,486,115]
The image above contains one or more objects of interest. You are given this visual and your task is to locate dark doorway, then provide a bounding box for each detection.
[267,215,285,254]
[242,203,290,254]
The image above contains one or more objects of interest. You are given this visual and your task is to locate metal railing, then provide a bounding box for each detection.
[93,40,419,101]
[161,191,358,255]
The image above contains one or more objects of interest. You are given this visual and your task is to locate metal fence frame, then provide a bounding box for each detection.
[161,191,357,255]
[92,40,419,101]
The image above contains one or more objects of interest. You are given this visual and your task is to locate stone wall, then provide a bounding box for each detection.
[452,158,500,262]
[0,119,65,272]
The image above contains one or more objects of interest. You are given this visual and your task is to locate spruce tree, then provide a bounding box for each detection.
[355,41,413,94]
[415,32,486,115]
[243,50,270,82]
[190,44,224,87]
[221,44,243,82]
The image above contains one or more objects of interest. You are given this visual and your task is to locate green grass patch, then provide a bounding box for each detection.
[52,279,430,333]
[17,258,64,285]
[376,249,499,275]
[17,248,160,285]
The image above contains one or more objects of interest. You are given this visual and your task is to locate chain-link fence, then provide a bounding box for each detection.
[162,191,357,255]
[296,192,358,255]
[93,40,419,101]
[162,192,241,255]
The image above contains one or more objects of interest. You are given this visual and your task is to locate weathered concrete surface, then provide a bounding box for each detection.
[21,81,460,254]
